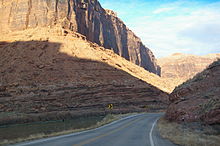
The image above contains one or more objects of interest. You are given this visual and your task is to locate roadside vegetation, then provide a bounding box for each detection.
[0,113,137,145]
[158,117,220,146]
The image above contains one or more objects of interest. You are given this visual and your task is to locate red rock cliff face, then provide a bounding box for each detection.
[0,0,160,75]
[166,59,220,125]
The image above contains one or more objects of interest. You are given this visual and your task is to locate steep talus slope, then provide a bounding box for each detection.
[166,59,220,125]
[0,28,168,125]
[0,0,160,75]
[158,53,220,90]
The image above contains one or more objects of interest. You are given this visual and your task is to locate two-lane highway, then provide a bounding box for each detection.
[15,113,176,146]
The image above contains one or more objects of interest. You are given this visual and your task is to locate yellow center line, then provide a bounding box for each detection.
[73,117,144,146]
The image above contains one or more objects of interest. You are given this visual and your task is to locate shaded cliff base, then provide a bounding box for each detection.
[158,117,220,146]
[0,27,171,92]
[0,27,169,126]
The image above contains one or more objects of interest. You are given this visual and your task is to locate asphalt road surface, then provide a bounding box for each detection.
[15,113,177,146]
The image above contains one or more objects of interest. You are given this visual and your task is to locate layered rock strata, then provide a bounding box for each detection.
[0,28,168,125]
[166,59,220,125]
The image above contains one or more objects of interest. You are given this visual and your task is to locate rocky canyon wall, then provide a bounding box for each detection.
[0,0,160,75]
[158,53,220,83]
[166,59,220,125]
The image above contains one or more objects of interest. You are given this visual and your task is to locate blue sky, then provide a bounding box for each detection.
[99,0,220,58]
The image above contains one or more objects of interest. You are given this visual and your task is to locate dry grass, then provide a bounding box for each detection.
[0,113,137,145]
[157,117,220,146]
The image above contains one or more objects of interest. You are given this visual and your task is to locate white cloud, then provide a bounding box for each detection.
[153,7,175,14]
[100,0,220,58]
[129,3,220,58]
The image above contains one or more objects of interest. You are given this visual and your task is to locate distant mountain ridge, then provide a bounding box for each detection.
[158,53,220,89]
[0,0,160,75]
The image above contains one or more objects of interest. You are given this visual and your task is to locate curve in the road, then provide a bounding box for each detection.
[14,113,177,146]
[149,117,159,146]
[74,117,144,146]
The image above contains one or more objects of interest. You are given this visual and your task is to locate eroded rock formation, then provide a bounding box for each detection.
[166,59,220,125]
[0,0,160,75]
[158,53,220,89]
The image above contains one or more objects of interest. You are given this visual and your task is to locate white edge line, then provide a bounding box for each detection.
[149,117,159,146]
[14,113,145,146]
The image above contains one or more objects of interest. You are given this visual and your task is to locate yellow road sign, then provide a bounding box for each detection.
[108,104,113,109]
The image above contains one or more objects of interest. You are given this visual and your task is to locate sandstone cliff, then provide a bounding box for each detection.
[158,53,220,90]
[0,0,160,75]
[166,59,220,125]
[0,27,168,125]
